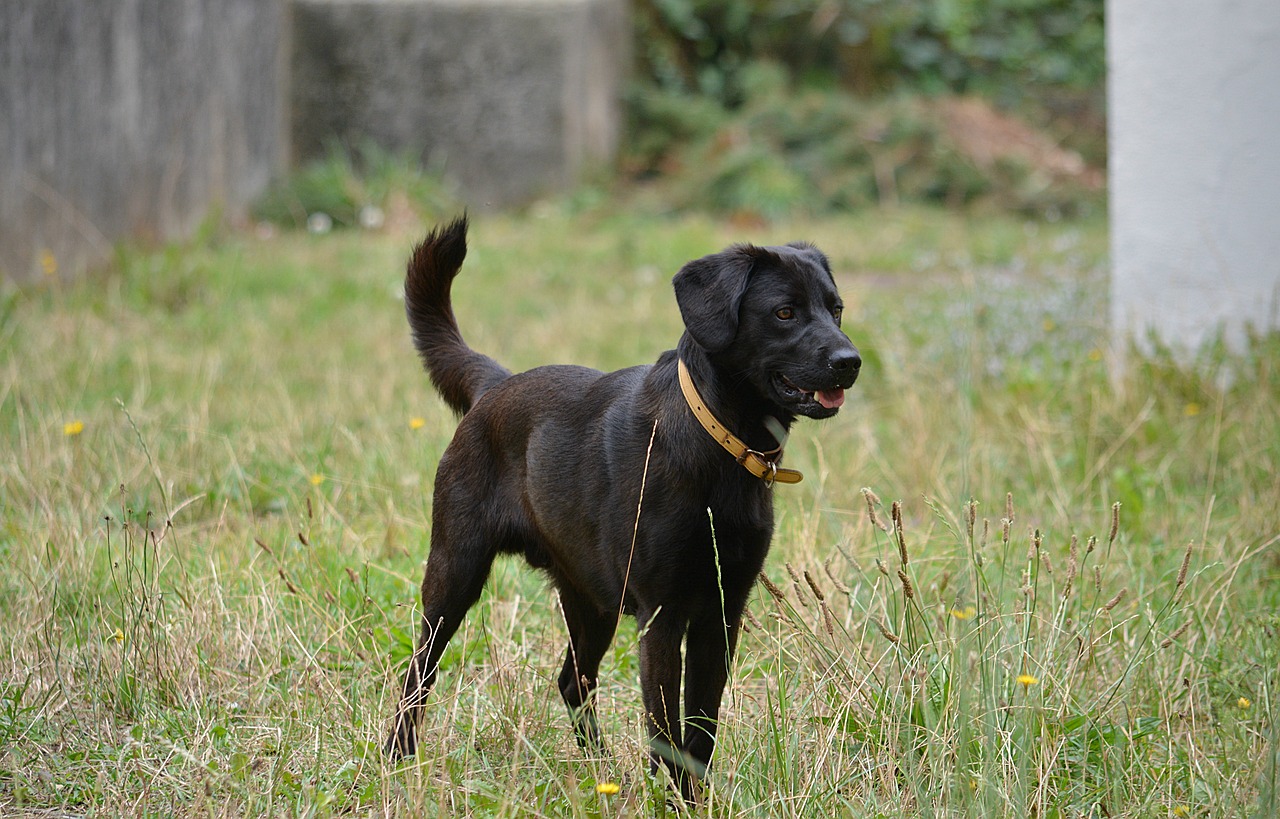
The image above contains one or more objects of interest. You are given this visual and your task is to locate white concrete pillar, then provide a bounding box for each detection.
[1108,0,1280,354]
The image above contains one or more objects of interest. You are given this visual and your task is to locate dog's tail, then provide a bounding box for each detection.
[404,215,511,415]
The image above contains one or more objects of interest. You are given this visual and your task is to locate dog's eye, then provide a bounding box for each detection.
[775,307,794,321]
[832,307,843,325]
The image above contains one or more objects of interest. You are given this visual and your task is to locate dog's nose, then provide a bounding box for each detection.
[830,348,861,377]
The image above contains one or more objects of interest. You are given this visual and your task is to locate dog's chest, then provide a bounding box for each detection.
[698,482,775,563]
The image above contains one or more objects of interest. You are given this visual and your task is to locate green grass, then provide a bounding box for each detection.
[1,205,1276,817]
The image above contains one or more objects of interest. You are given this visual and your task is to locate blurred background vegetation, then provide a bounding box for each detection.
[631,0,1104,105]
[257,0,1107,229]
[627,0,1105,218]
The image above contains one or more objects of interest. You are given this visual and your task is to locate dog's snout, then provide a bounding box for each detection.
[829,347,861,377]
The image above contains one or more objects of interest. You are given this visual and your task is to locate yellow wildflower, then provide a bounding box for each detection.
[109,628,124,644]
[63,420,85,437]
[595,782,620,796]
[309,473,325,486]
[1238,697,1251,710]
[409,416,426,430]
[41,249,58,277]
[950,606,976,620]
[1173,806,1190,817]
[1184,403,1201,417]
[1016,674,1039,686]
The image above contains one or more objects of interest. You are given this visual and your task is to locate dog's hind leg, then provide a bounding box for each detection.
[555,585,618,750]
[385,525,498,760]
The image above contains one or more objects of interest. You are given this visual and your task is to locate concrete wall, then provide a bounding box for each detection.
[290,0,629,209]
[0,0,287,281]
[1108,0,1280,354]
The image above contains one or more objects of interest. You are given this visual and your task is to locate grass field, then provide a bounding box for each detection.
[1,205,1276,817]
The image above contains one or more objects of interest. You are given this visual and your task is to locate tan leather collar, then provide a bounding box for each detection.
[677,359,803,486]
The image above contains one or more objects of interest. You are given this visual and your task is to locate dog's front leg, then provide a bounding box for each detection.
[638,608,692,797]
[681,611,741,777]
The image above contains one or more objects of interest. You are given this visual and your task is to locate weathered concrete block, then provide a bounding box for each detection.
[0,0,287,281]
[290,0,629,208]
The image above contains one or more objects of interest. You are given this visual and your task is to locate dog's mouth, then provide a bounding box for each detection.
[774,373,847,417]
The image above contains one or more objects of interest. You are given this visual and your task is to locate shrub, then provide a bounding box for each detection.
[634,0,1105,105]
[627,63,1103,219]
[252,142,457,231]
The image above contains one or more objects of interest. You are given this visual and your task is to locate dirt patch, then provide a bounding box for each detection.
[936,97,1105,190]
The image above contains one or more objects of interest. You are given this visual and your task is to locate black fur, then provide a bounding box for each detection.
[386,217,860,800]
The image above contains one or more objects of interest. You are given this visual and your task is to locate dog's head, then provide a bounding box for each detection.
[673,242,860,420]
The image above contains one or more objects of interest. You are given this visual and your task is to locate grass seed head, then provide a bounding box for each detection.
[820,601,836,637]
[1103,588,1128,611]
[278,568,300,595]
[892,501,909,566]
[897,568,915,600]
[1175,541,1193,597]
[1063,536,1079,596]
[1160,620,1191,648]
[823,557,851,594]
[862,487,888,531]
[803,570,826,602]
[758,572,786,603]
[875,617,900,644]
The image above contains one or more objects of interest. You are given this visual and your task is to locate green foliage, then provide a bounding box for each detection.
[635,0,1105,104]
[628,0,1106,219]
[629,63,1102,219]
[252,142,457,230]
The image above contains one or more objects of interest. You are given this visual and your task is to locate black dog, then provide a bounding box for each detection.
[386,216,859,799]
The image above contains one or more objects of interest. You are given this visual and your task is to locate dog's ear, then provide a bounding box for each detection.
[672,245,764,353]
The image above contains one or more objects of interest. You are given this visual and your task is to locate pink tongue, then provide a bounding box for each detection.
[816,388,845,409]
